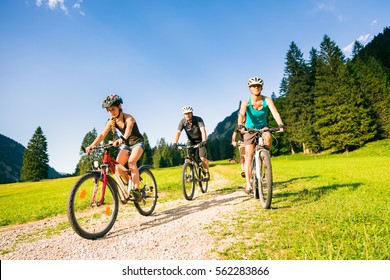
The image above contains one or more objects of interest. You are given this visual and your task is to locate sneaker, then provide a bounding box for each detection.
[130,189,143,203]
[203,171,210,181]
[241,171,246,178]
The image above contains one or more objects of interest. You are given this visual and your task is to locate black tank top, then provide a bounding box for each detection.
[113,117,144,146]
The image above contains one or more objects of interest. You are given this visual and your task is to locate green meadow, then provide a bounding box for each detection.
[1,139,389,259]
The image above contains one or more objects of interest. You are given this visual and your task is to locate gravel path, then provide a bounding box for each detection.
[0,172,249,260]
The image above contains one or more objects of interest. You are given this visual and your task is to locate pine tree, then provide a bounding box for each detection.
[281,42,317,153]
[353,52,390,139]
[314,35,344,150]
[20,127,49,181]
[76,128,98,175]
[140,133,153,166]
[314,35,376,151]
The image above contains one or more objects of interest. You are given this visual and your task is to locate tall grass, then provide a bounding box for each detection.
[1,139,389,259]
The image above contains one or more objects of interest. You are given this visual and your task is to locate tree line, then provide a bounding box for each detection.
[20,28,390,180]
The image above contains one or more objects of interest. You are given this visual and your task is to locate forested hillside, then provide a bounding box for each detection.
[0,134,61,184]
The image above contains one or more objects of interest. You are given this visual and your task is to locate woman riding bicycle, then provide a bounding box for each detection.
[237,77,285,194]
[85,94,144,191]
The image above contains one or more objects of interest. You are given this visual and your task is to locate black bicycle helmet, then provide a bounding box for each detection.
[102,94,123,108]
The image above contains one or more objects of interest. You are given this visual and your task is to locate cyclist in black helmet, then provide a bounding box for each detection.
[173,105,210,181]
[86,94,144,191]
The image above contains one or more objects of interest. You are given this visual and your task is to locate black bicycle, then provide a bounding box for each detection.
[246,127,281,209]
[178,143,208,200]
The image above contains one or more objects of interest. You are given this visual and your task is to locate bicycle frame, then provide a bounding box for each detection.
[179,144,202,180]
[68,141,158,239]
[91,143,136,204]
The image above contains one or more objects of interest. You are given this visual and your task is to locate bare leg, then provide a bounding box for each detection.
[244,144,255,192]
[116,149,130,184]
[128,146,143,189]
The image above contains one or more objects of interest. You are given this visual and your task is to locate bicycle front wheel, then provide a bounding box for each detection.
[258,149,273,209]
[182,162,195,200]
[198,167,208,193]
[66,171,119,240]
[134,166,158,216]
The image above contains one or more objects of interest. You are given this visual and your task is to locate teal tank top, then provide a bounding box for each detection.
[245,96,269,129]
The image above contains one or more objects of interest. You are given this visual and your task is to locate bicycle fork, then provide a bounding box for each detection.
[254,148,262,181]
[90,169,108,206]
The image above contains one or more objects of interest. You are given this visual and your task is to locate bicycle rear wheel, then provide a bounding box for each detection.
[66,171,119,240]
[258,149,273,209]
[182,162,195,200]
[134,166,158,216]
[198,167,208,193]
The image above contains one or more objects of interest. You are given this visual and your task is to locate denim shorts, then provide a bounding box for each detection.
[121,141,145,151]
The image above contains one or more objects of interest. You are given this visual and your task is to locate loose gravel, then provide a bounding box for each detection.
[1,172,249,260]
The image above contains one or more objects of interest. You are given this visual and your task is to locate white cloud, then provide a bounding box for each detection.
[343,33,372,55]
[73,0,85,16]
[311,1,346,22]
[35,0,68,15]
[371,19,377,26]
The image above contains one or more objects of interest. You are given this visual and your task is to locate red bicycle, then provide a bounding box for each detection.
[66,141,157,240]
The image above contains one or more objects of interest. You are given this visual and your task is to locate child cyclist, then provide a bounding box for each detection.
[85,94,144,197]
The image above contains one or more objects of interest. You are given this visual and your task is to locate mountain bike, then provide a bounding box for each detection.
[246,127,281,209]
[178,143,208,200]
[66,141,158,240]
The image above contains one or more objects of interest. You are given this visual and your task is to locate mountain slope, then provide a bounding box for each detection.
[0,134,61,184]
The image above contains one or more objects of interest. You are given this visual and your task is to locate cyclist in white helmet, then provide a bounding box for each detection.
[173,105,210,181]
[238,77,285,194]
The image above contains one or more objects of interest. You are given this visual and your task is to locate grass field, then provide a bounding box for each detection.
[1,139,389,259]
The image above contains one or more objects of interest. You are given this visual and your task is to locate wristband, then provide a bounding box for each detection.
[120,135,127,142]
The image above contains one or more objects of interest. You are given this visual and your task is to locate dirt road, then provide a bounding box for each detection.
[1,172,249,260]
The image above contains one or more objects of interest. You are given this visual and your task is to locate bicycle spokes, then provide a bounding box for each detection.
[67,172,119,240]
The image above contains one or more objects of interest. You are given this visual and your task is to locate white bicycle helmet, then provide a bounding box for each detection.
[248,76,264,87]
[182,105,193,114]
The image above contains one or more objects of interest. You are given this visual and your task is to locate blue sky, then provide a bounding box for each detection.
[1,0,389,174]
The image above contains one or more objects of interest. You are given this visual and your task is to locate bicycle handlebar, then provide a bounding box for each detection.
[82,141,116,153]
[246,127,281,134]
[177,143,201,150]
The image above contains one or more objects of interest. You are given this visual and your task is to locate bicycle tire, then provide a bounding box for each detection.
[251,157,260,199]
[198,167,208,193]
[182,162,195,200]
[258,149,273,209]
[134,166,158,216]
[66,171,119,240]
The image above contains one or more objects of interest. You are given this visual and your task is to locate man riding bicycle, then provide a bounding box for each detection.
[173,105,210,181]
[238,77,285,194]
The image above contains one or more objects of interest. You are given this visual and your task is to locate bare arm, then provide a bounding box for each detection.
[173,130,181,144]
[265,97,285,130]
[238,99,248,127]
[200,126,207,142]
[123,113,135,140]
[86,121,111,152]
[231,130,237,146]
